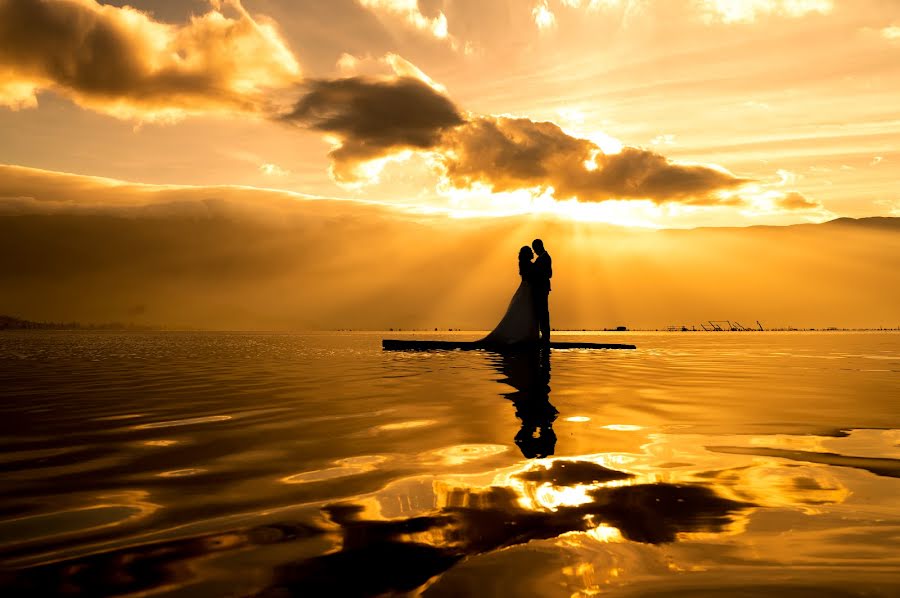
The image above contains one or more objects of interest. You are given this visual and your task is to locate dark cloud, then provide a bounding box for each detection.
[439,116,750,204]
[281,76,464,180]
[0,0,300,118]
[279,75,749,203]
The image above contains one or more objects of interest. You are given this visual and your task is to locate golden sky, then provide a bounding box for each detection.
[1,1,898,328]
[1,0,898,228]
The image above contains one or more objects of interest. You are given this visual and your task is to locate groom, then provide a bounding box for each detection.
[531,239,552,345]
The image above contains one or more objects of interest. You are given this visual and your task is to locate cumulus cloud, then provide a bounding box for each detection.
[282,76,750,205]
[280,76,464,181]
[0,0,300,120]
[440,116,750,204]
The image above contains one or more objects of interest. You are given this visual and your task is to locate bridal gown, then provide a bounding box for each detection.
[481,277,540,345]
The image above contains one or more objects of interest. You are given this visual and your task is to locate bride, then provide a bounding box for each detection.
[480,246,540,346]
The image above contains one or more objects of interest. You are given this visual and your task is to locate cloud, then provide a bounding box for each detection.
[334,52,447,93]
[0,0,300,120]
[280,70,754,204]
[278,58,835,208]
[533,0,829,26]
[358,0,450,40]
[774,191,821,210]
[651,134,677,146]
[440,116,749,204]
[280,76,464,181]
[532,1,558,31]
[260,163,290,177]
[697,0,833,24]
[286,83,750,205]
[882,25,900,41]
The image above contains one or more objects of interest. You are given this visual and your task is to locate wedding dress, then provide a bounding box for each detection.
[480,274,540,346]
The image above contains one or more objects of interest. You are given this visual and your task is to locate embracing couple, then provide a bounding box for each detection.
[481,239,552,347]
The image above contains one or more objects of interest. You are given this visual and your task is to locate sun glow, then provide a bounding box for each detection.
[433,183,665,227]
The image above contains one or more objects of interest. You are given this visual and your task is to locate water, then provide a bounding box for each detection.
[0,331,897,596]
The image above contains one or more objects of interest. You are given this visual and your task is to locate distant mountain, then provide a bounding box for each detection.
[672,216,900,235]
[0,315,56,330]
[820,216,900,231]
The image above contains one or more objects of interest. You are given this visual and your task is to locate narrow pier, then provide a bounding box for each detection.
[382,339,636,351]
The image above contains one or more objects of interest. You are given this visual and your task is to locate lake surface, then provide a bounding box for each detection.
[0,331,898,597]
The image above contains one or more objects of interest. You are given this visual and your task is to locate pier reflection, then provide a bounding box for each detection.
[488,348,558,459]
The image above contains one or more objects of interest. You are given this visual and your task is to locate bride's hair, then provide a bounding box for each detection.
[518,246,534,276]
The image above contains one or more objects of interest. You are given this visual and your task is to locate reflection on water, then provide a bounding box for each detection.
[489,348,558,459]
[0,331,898,596]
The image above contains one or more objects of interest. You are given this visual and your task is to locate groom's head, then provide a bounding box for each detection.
[532,239,545,255]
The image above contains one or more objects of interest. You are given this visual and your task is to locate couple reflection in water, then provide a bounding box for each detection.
[489,348,557,459]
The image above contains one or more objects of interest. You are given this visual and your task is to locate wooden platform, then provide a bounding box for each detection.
[382,339,636,351]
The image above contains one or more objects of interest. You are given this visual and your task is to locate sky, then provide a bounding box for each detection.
[1,0,898,227]
[0,0,898,328]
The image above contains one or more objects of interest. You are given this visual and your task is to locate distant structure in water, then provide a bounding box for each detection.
[698,320,763,331]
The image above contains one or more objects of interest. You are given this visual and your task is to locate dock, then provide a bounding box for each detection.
[382,339,636,351]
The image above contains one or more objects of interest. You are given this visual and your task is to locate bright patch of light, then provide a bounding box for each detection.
[532,1,557,31]
[583,148,600,171]
[336,53,359,75]
[429,444,509,465]
[376,419,436,431]
[259,163,288,176]
[331,149,415,188]
[582,130,624,155]
[0,78,41,110]
[556,109,624,154]
[384,53,448,93]
[359,0,450,39]
[565,416,592,422]
[601,424,644,431]
[699,0,833,24]
[435,183,664,227]
[651,134,676,146]
[586,523,624,543]
[776,168,797,185]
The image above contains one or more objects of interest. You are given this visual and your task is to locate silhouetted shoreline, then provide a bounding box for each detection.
[0,315,166,331]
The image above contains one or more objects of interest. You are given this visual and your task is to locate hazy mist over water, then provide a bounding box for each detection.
[0,331,898,596]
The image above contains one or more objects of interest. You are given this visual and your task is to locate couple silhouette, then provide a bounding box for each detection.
[481,239,552,347]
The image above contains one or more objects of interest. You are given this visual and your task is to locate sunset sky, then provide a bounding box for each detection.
[1,0,898,328]
[2,0,898,227]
